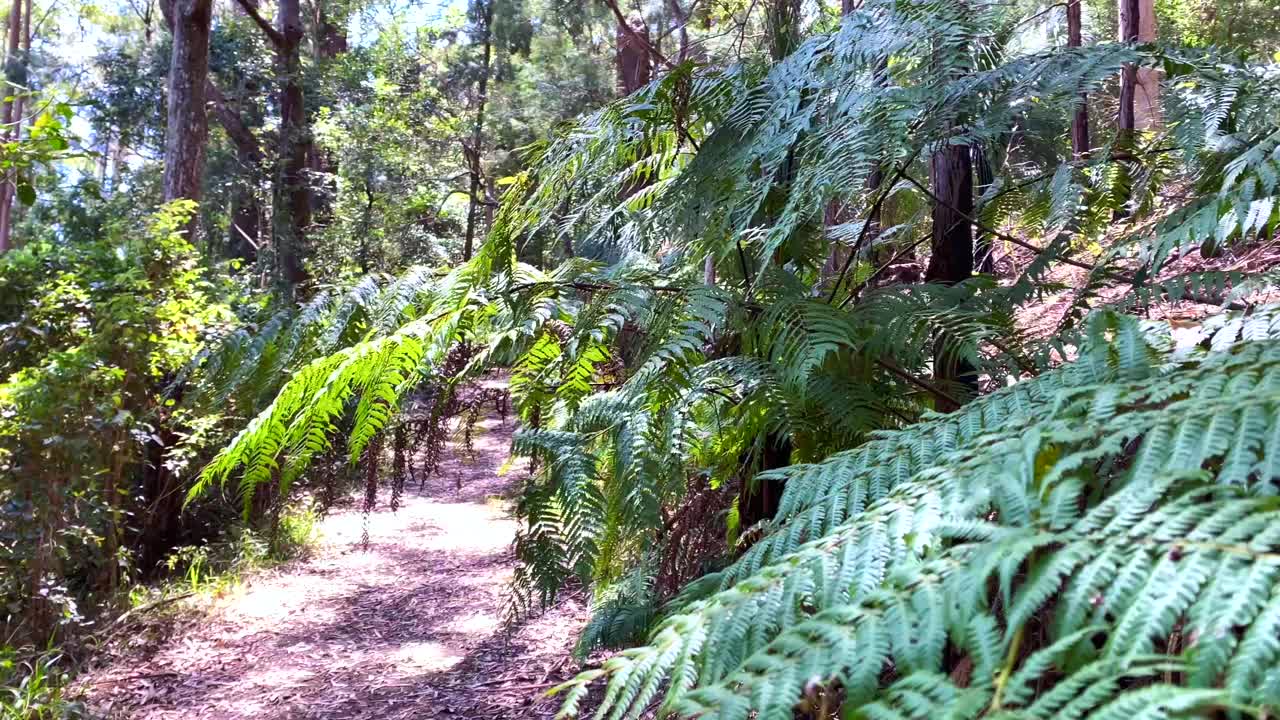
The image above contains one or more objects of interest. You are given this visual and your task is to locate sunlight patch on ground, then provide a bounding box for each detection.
[389,641,466,672]
[443,610,501,636]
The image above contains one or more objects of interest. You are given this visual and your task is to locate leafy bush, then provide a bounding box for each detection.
[554,309,1280,718]
[0,202,237,640]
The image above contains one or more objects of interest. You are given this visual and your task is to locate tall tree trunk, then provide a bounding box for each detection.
[616,13,651,94]
[0,0,23,252]
[1117,0,1138,143]
[766,0,801,62]
[161,0,214,226]
[1134,0,1159,129]
[462,0,493,262]
[926,142,975,411]
[1067,0,1089,159]
[277,0,311,291]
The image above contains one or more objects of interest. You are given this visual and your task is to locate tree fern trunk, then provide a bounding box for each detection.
[738,435,792,536]
[925,143,973,285]
[926,141,976,411]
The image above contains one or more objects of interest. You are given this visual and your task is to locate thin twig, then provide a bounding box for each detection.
[902,172,1109,277]
[875,357,962,408]
[826,156,918,303]
[232,0,286,47]
[839,233,930,308]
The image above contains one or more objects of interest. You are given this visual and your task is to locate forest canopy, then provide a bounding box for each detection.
[1,0,1279,716]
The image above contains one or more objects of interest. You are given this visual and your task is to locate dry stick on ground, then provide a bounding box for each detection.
[97,592,196,636]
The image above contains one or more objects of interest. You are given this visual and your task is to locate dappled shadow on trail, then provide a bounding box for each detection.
[79,410,590,719]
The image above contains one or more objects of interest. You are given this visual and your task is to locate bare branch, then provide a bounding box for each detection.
[601,0,675,70]
[232,0,285,47]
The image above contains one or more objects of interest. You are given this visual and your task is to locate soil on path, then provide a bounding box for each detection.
[81,409,589,719]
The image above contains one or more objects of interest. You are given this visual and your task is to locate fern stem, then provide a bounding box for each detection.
[875,357,962,409]
[825,154,919,304]
[990,624,1025,711]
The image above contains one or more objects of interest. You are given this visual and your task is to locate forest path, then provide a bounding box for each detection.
[82,403,589,719]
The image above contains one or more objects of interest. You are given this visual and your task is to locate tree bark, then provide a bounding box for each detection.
[766,0,801,62]
[161,0,214,239]
[1134,0,1159,129]
[276,0,311,290]
[616,13,651,94]
[0,0,24,252]
[205,79,263,262]
[462,0,493,262]
[1067,0,1089,159]
[926,142,975,411]
[926,145,974,285]
[232,0,311,289]
[1117,0,1139,142]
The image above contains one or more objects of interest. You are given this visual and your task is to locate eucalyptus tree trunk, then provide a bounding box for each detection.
[616,13,651,93]
[161,0,214,213]
[277,0,311,290]
[462,0,493,262]
[232,0,313,292]
[1117,0,1138,142]
[0,0,26,251]
[926,142,975,411]
[1067,0,1089,159]
[1134,0,1159,128]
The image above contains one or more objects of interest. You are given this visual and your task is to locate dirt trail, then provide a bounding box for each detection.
[82,409,588,719]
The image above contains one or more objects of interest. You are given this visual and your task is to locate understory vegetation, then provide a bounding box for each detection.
[2,0,1279,715]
